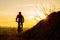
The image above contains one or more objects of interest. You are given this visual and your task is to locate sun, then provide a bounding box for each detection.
[33,10,46,21]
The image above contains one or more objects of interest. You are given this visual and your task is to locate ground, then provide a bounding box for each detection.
[0,27,25,40]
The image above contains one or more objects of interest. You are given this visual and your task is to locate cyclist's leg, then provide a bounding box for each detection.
[20,22,23,31]
[18,22,20,32]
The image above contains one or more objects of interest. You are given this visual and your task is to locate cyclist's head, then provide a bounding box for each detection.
[19,12,21,15]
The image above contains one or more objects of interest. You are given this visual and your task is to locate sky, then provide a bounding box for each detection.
[0,0,60,28]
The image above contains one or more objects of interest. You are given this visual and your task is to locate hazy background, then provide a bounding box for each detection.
[0,0,60,29]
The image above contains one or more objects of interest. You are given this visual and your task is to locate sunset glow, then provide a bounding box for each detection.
[0,0,60,30]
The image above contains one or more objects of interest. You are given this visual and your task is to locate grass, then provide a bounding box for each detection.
[0,27,26,40]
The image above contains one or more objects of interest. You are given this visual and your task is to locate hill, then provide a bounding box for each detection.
[19,11,60,40]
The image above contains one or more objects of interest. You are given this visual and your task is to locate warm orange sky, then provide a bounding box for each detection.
[0,0,60,28]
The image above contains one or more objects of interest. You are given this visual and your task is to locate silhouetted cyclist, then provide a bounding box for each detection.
[16,12,24,32]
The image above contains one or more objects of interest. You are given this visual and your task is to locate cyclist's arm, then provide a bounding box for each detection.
[22,16,24,23]
[16,15,18,22]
